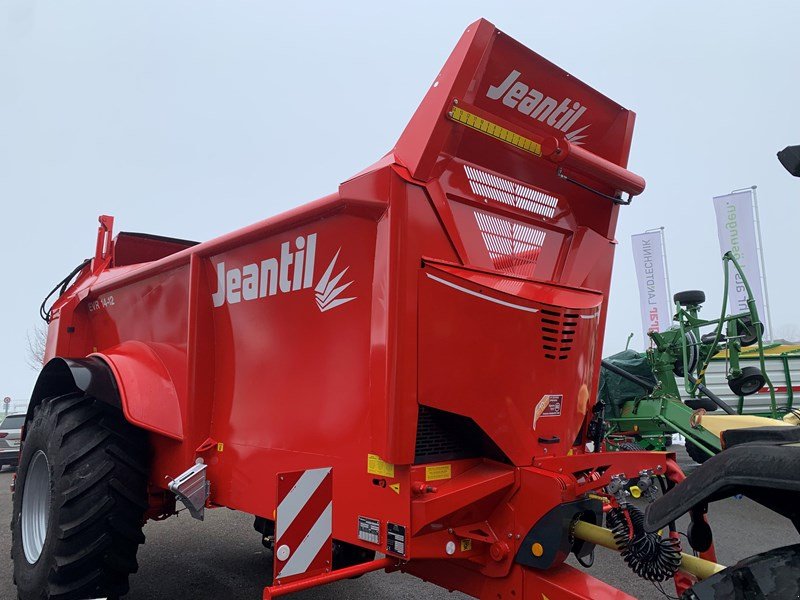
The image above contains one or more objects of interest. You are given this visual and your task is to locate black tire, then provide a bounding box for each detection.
[683,543,800,599]
[736,316,764,347]
[700,332,725,345]
[11,393,149,600]
[620,438,673,451]
[618,441,643,452]
[674,290,705,306]
[684,397,719,411]
[673,331,699,377]
[728,366,766,396]
[684,440,712,465]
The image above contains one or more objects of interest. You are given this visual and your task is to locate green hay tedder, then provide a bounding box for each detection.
[597,252,798,463]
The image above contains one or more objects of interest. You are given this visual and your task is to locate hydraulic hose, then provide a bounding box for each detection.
[572,519,725,581]
[605,504,682,582]
[39,258,91,323]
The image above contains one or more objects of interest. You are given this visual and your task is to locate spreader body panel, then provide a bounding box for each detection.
[39,18,662,599]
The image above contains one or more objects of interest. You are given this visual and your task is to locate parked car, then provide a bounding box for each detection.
[0,413,24,470]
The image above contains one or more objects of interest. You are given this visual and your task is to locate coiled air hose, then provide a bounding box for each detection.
[606,504,682,582]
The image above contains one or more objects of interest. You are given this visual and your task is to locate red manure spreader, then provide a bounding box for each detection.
[11,19,800,600]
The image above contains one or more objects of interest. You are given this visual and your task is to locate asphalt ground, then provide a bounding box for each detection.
[0,447,797,600]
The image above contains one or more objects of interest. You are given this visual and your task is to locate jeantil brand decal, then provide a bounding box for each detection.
[211,233,355,312]
[486,69,590,145]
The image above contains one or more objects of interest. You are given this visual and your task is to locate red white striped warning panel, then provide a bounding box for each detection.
[274,467,333,583]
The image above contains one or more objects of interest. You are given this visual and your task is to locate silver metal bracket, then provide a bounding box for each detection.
[168,460,210,521]
[606,473,631,505]
[636,469,659,503]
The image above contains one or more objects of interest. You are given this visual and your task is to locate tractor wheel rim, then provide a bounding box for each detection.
[742,381,760,394]
[21,450,51,564]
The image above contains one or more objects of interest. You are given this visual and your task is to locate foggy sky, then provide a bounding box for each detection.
[2,1,799,401]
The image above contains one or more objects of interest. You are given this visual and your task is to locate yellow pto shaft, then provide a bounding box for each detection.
[571,520,726,581]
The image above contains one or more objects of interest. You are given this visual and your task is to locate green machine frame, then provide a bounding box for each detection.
[601,252,792,460]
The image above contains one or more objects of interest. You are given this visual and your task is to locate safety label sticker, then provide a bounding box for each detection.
[387,523,407,556]
[367,453,395,478]
[533,394,563,429]
[358,516,380,545]
[425,464,452,481]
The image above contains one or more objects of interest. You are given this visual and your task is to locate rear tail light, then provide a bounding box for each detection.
[0,433,7,438]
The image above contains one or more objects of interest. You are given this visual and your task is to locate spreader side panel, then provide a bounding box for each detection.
[202,211,378,514]
[419,264,602,465]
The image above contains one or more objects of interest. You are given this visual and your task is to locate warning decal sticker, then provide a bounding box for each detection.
[533,394,563,429]
[367,454,395,478]
[425,464,452,481]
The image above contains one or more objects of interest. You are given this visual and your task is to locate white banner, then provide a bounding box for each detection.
[631,231,671,343]
[713,191,767,332]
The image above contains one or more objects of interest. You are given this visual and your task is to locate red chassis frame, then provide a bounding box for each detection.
[36,18,678,600]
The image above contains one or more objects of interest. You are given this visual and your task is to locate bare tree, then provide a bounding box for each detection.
[26,324,48,370]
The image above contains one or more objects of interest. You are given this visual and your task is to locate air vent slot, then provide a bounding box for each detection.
[539,310,575,361]
[465,165,558,219]
[414,405,508,464]
[474,211,547,279]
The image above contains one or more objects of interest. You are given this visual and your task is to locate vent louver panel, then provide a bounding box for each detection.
[414,405,509,465]
[465,165,558,219]
[474,211,546,279]
[540,310,577,360]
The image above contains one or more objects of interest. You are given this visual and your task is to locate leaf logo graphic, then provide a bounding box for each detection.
[314,249,356,312]
[564,124,590,146]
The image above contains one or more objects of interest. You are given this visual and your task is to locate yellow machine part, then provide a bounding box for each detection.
[571,521,725,580]
[698,414,795,439]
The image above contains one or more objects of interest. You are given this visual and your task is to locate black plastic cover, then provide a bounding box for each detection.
[721,425,800,449]
[515,499,603,569]
[645,442,800,534]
